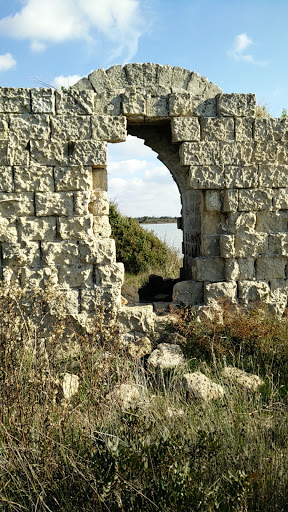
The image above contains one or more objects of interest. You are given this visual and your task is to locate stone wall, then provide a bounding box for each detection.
[0,63,288,316]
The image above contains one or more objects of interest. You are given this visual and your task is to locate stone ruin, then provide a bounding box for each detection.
[0,62,288,319]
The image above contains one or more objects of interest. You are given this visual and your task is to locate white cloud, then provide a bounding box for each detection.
[0,53,16,71]
[0,0,145,61]
[51,74,82,89]
[227,33,267,66]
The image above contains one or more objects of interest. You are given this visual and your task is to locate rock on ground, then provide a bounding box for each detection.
[183,371,224,401]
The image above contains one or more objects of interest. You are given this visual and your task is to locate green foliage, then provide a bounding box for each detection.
[282,108,288,118]
[109,202,172,275]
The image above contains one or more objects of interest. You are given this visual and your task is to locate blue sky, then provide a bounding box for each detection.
[0,0,287,216]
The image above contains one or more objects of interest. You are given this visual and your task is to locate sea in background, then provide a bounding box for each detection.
[141,223,183,253]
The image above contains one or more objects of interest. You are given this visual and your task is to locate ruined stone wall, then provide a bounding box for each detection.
[0,63,288,316]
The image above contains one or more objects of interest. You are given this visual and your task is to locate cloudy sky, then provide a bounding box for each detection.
[0,0,287,216]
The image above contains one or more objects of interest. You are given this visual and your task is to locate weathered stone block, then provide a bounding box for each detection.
[7,136,30,165]
[268,279,288,316]
[69,140,107,166]
[205,281,237,303]
[188,165,225,189]
[14,166,54,192]
[94,93,122,116]
[19,217,57,241]
[35,192,74,217]
[193,96,218,117]
[0,141,12,166]
[122,92,146,117]
[10,114,50,139]
[202,212,223,235]
[253,142,278,164]
[42,241,79,265]
[118,305,155,333]
[58,215,93,240]
[238,258,256,280]
[220,235,235,258]
[95,263,124,286]
[0,192,34,217]
[269,233,288,257]
[79,239,116,264]
[273,188,288,210]
[93,167,107,191]
[58,264,93,288]
[222,189,238,212]
[54,166,93,191]
[192,257,225,281]
[238,280,270,303]
[171,117,200,142]
[201,117,234,141]
[146,96,169,118]
[256,211,288,233]
[224,212,256,234]
[88,68,112,93]
[30,140,68,165]
[256,257,286,279]
[73,191,90,216]
[81,286,122,311]
[235,118,254,141]
[204,190,222,212]
[0,88,31,113]
[2,241,40,267]
[218,93,256,117]
[20,266,58,289]
[91,115,126,142]
[202,235,220,257]
[259,164,288,188]
[169,92,193,116]
[0,166,13,191]
[31,88,55,113]
[225,259,240,281]
[0,218,18,242]
[235,233,268,258]
[55,89,94,114]
[254,118,288,142]
[51,114,91,140]
[87,190,109,216]
[172,280,203,304]
[0,115,9,139]
[238,189,273,211]
[93,215,111,237]
[225,165,258,188]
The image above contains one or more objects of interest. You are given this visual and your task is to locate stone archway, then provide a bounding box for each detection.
[1,63,288,317]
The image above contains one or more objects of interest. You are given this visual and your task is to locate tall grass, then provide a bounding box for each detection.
[0,282,287,511]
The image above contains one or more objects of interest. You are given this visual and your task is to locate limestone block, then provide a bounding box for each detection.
[42,241,79,265]
[205,281,237,303]
[235,118,254,141]
[71,77,94,91]
[62,373,79,399]
[69,140,106,166]
[10,114,50,139]
[35,192,74,217]
[14,166,54,192]
[106,64,129,89]
[172,280,204,305]
[225,165,258,188]
[51,114,91,140]
[202,212,223,235]
[30,140,68,165]
[7,136,30,166]
[88,68,112,93]
[172,66,192,91]
[0,88,31,113]
[91,115,126,142]
[270,279,288,316]
[124,335,152,359]
[254,118,288,142]
[220,235,235,258]
[19,217,57,241]
[193,96,218,117]
[221,142,253,166]
[143,63,163,89]
[2,241,40,267]
[95,263,124,286]
[256,211,288,233]
[183,372,224,401]
[0,140,14,166]
[0,218,18,242]
[222,367,263,392]
[201,117,234,141]
[93,215,111,237]
[238,280,270,302]
[20,266,58,289]
[259,164,288,188]
[238,189,273,211]
[58,215,93,240]
[273,188,288,210]
[93,167,107,191]
[54,166,93,191]
[157,65,173,90]
[81,286,122,312]
[79,239,116,264]
[192,257,225,282]
[122,92,146,117]
[0,115,9,139]
[58,264,93,288]
[58,288,80,315]
[225,259,240,281]
[0,166,13,191]
[253,142,278,164]
[225,258,256,281]
[218,93,256,117]
[204,190,222,212]
[269,233,288,256]
[87,190,109,216]
[106,383,146,409]
[118,305,155,333]
[146,96,169,118]
[55,89,94,114]
[31,88,55,113]
[180,142,219,166]
[147,343,185,370]
[169,92,193,116]
[224,212,256,234]
[171,117,200,142]
[222,189,238,212]
[256,257,286,280]
[188,165,225,189]
[94,93,122,116]
[202,235,220,257]
[235,233,268,258]
[0,192,34,217]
